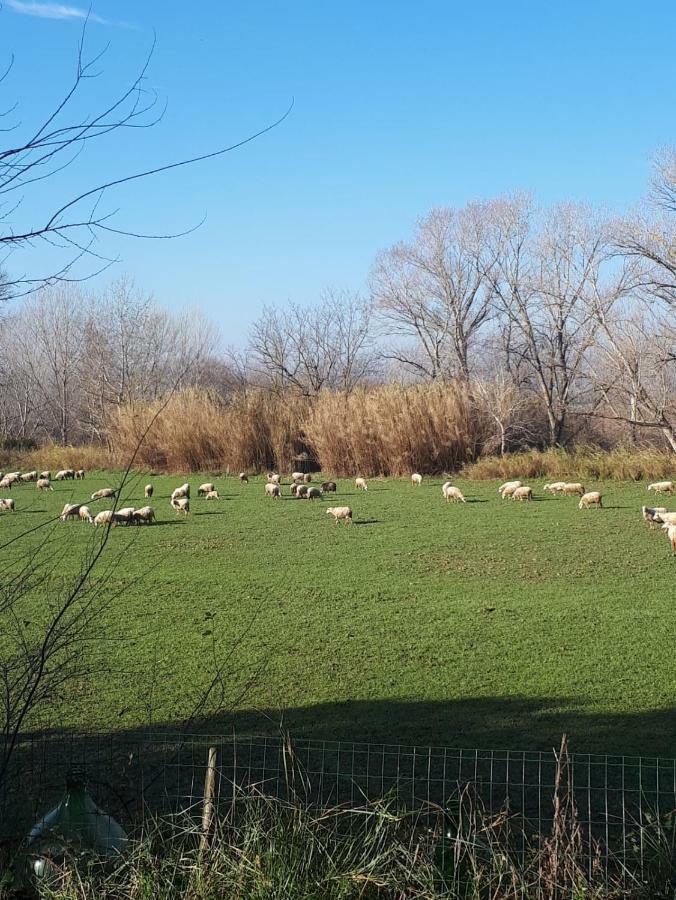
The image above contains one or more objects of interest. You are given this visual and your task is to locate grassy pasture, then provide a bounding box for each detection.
[1,472,675,757]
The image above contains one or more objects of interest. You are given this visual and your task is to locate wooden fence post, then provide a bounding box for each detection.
[200,746,217,852]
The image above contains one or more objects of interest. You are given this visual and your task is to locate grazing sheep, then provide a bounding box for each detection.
[205,490,219,500]
[55,469,75,481]
[75,469,86,480]
[144,484,154,499]
[0,478,12,490]
[36,478,53,492]
[132,506,156,525]
[20,471,38,482]
[654,511,676,527]
[303,473,312,483]
[264,483,281,499]
[171,483,190,501]
[94,510,115,526]
[543,482,567,494]
[78,505,94,524]
[171,497,190,515]
[500,483,522,499]
[662,523,676,555]
[40,471,51,480]
[355,477,368,491]
[562,483,585,497]
[2,473,20,487]
[512,486,534,502]
[290,483,300,496]
[498,480,522,496]
[306,486,322,500]
[411,473,423,486]
[91,488,117,501]
[326,506,352,525]
[60,503,81,521]
[291,471,305,482]
[642,506,667,527]
[0,498,15,512]
[443,484,466,503]
[198,483,215,496]
[239,473,249,483]
[647,481,674,496]
[296,484,309,498]
[267,473,281,485]
[578,491,602,509]
[322,481,337,493]
[115,507,136,524]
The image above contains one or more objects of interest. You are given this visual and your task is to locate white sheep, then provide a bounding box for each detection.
[295,484,309,498]
[641,506,667,527]
[60,503,81,522]
[562,483,585,497]
[264,483,281,499]
[290,483,299,496]
[171,497,190,515]
[653,511,676,527]
[94,510,115,526]
[500,483,521,499]
[512,486,533,501]
[443,484,466,503]
[20,471,38,482]
[239,473,249,483]
[411,473,423,486]
[578,491,602,509]
[205,490,219,500]
[132,506,156,525]
[498,480,521,496]
[36,478,53,492]
[291,471,305,482]
[303,473,312,483]
[91,488,117,501]
[543,482,567,494]
[647,481,674,495]
[171,483,190,501]
[355,478,368,491]
[75,469,86,480]
[306,486,322,500]
[662,523,676,555]
[40,471,51,480]
[0,498,15,512]
[144,484,154,499]
[326,506,352,525]
[198,483,215,496]
[78,505,94,524]
[267,473,281,485]
[55,469,74,481]
[115,507,136,524]
[0,478,12,490]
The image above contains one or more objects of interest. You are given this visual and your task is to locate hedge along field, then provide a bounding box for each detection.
[1,472,675,757]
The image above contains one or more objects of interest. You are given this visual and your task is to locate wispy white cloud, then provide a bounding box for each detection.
[5,0,122,26]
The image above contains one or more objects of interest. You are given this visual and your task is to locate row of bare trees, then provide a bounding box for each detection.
[0,278,218,445]
[247,152,676,452]
[1,159,674,453]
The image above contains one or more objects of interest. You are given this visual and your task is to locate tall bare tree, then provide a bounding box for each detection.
[371,204,496,380]
[249,291,375,395]
[483,195,628,445]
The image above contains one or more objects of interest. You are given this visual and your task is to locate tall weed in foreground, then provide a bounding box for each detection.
[463,446,675,482]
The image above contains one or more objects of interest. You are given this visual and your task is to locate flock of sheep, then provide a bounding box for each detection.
[1,466,675,553]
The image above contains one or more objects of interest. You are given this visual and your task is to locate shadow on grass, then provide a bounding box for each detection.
[354,519,380,526]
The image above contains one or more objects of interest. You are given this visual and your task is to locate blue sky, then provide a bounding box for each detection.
[1,1,674,344]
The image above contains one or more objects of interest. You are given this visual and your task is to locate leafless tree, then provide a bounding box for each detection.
[473,374,535,455]
[249,290,376,395]
[0,17,290,300]
[371,204,496,380]
[483,195,629,445]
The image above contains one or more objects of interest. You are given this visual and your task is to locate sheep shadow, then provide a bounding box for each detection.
[195,510,226,516]
[465,499,488,504]
[156,519,189,526]
[354,519,380,526]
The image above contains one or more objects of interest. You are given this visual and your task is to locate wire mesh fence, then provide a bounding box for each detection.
[2,731,675,891]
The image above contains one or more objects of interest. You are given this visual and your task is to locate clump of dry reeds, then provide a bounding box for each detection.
[463,446,676,482]
[304,382,485,476]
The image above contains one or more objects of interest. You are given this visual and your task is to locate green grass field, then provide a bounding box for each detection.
[2,472,675,757]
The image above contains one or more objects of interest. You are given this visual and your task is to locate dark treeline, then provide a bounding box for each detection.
[1,151,674,463]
